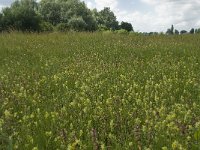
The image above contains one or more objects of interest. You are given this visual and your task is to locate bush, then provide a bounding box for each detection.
[115,29,129,34]
[97,25,109,32]
[39,21,54,32]
[102,30,113,35]
[56,23,70,32]
[120,21,133,32]
[68,17,87,31]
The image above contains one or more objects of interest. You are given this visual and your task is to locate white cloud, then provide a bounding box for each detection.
[135,0,200,32]
[87,0,200,32]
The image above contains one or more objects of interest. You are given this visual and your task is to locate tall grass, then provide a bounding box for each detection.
[0,32,200,149]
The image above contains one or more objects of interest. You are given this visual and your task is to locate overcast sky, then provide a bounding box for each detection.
[1,0,200,32]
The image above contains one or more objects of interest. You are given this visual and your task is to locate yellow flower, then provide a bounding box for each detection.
[45,131,52,137]
[32,147,39,150]
[162,147,168,150]
[4,110,12,119]
[129,142,133,147]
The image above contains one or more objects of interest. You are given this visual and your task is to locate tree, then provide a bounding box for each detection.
[190,28,195,34]
[39,0,62,25]
[180,30,187,34]
[39,21,54,32]
[166,28,172,35]
[68,16,87,31]
[195,28,200,34]
[56,23,70,32]
[71,1,97,31]
[120,21,133,32]
[171,25,174,34]
[97,7,119,30]
[39,0,97,31]
[175,29,179,35]
[1,0,41,31]
[0,13,2,31]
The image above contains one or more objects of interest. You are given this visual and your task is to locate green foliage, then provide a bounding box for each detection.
[190,28,195,34]
[166,25,175,35]
[1,0,41,31]
[180,30,188,34]
[0,13,2,32]
[0,33,200,149]
[97,24,108,31]
[38,0,97,31]
[175,29,179,35]
[97,7,119,30]
[56,23,70,32]
[68,16,87,31]
[115,29,129,34]
[39,0,62,25]
[195,28,200,34]
[39,21,54,32]
[171,24,174,34]
[0,0,132,32]
[120,21,133,32]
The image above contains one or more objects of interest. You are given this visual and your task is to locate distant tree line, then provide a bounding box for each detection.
[165,25,199,35]
[0,0,133,33]
[141,25,200,36]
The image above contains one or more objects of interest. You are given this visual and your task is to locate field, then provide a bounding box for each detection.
[0,32,200,150]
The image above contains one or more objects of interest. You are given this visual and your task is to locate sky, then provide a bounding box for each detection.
[1,0,200,32]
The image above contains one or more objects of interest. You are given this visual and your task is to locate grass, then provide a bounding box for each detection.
[0,32,200,150]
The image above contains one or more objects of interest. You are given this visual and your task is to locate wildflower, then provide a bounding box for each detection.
[4,110,12,119]
[129,142,133,147]
[45,131,52,137]
[162,147,168,150]
[32,147,39,150]
[172,141,180,150]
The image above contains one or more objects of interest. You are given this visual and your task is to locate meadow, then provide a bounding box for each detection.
[0,32,200,150]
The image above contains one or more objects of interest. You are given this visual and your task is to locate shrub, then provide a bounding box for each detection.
[102,30,113,34]
[56,23,70,32]
[39,21,54,32]
[68,17,87,31]
[97,25,109,32]
[115,29,129,34]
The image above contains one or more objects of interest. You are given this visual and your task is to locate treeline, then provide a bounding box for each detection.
[166,25,200,35]
[0,0,133,33]
[142,25,200,36]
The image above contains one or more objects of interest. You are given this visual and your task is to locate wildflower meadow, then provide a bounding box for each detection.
[0,32,200,150]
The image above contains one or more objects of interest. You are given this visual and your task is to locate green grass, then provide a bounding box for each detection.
[0,32,200,150]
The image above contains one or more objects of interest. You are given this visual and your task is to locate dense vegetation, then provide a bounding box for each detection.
[0,32,200,149]
[0,0,133,32]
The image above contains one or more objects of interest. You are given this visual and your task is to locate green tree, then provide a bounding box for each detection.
[166,28,172,35]
[195,28,200,34]
[39,21,54,32]
[175,29,179,35]
[39,0,62,25]
[1,7,15,30]
[171,25,174,34]
[39,0,97,31]
[120,21,133,32]
[180,30,187,34]
[68,16,87,31]
[0,13,3,31]
[190,28,195,34]
[1,0,41,31]
[70,1,97,31]
[98,7,119,30]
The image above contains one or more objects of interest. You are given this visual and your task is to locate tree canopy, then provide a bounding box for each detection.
[0,0,133,32]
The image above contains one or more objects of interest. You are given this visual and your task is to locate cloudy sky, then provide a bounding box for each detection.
[1,0,200,32]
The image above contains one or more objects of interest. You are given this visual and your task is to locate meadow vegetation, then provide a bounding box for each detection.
[0,32,200,149]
